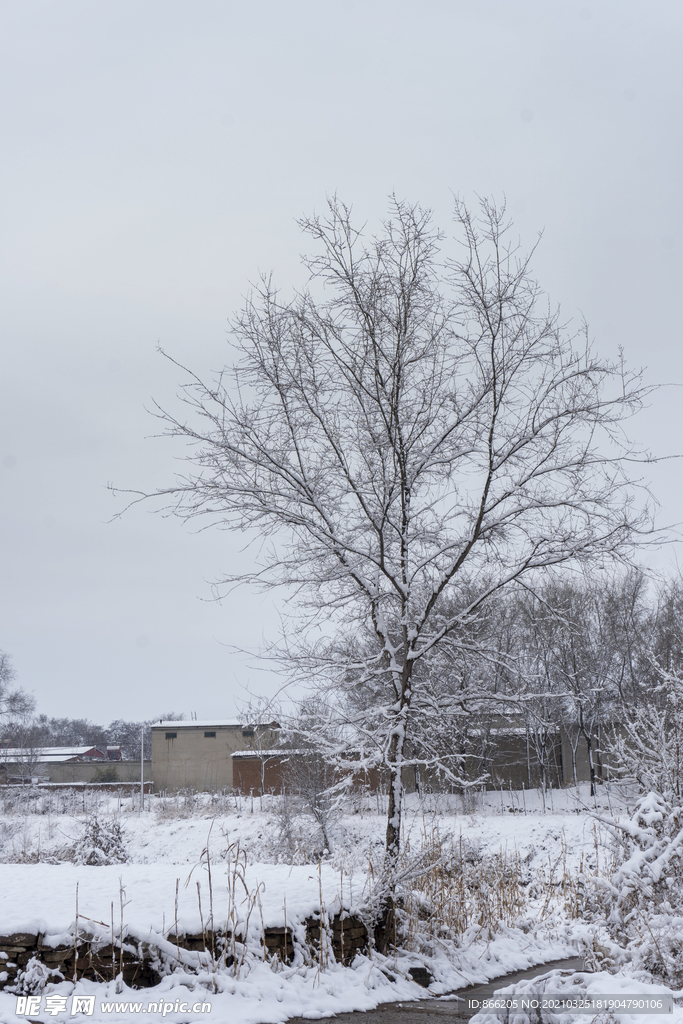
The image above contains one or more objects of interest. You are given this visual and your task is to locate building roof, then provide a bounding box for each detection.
[153,720,279,729]
[232,749,295,758]
[153,720,243,729]
[464,726,560,737]
[0,746,105,763]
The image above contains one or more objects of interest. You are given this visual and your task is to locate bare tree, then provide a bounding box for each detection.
[518,571,649,794]
[334,590,521,796]
[0,723,48,784]
[647,575,683,679]
[607,574,683,800]
[277,718,342,857]
[0,713,153,760]
[129,196,658,944]
[609,669,683,800]
[0,650,34,720]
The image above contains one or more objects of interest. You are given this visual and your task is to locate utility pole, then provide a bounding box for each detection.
[140,725,144,815]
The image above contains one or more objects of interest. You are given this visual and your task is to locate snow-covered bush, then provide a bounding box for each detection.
[10,956,63,995]
[0,817,19,854]
[608,669,683,801]
[269,791,341,865]
[591,791,683,983]
[74,814,128,865]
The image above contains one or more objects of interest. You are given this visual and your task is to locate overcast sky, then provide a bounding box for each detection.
[1,1,682,725]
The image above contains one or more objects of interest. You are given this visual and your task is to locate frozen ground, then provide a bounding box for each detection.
[0,780,625,871]
[0,782,666,1023]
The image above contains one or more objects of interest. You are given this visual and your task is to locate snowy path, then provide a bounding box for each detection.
[284,958,586,1024]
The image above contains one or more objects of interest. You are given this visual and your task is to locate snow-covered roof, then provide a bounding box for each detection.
[0,746,105,762]
[153,720,243,729]
[232,749,295,758]
[153,720,279,729]
[464,726,560,737]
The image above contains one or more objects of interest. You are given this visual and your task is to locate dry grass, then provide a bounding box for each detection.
[398,824,526,947]
[395,821,595,955]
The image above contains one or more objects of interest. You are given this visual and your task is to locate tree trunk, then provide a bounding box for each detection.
[376,662,413,953]
[584,731,596,796]
[373,762,403,953]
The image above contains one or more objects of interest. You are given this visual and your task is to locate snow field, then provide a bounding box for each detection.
[0,783,653,1023]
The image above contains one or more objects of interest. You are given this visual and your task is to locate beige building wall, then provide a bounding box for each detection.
[151,721,279,793]
[50,760,152,785]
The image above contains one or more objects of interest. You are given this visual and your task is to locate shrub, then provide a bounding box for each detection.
[74,815,128,865]
[591,791,683,984]
[10,957,63,995]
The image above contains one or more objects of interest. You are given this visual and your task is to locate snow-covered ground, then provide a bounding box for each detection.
[0,783,670,1023]
[470,966,679,1024]
[0,780,617,871]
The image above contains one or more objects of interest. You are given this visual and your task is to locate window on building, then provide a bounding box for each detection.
[165,732,177,740]
[204,731,216,738]
[242,729,254,737]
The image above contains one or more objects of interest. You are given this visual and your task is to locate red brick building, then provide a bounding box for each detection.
[231,749,387,795]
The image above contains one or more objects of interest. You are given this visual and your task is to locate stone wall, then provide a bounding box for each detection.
[0,931,160,990]
[0,914,368,991]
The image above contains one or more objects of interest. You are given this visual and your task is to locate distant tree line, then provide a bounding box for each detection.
[279,568,683,799]
[0,683,185,761]
[1,569,682,789]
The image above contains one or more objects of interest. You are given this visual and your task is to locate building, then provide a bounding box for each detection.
[231,749,389,795]
[230,726,607,796]
[0,723,609,792]
[0,745,107,763]
[151,720,279,793]
[0,745,149,785]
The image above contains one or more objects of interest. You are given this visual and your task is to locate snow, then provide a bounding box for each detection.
[154,720,246,729]
[0,782,603,867]
[0,861,354,939]
[0,782,672,1022]
[471,967,678,1024]
[0,746,106,762]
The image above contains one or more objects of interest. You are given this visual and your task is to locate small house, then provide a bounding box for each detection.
[151,720,279,793]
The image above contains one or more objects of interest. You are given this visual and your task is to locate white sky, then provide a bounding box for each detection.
[1,0,682,723]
